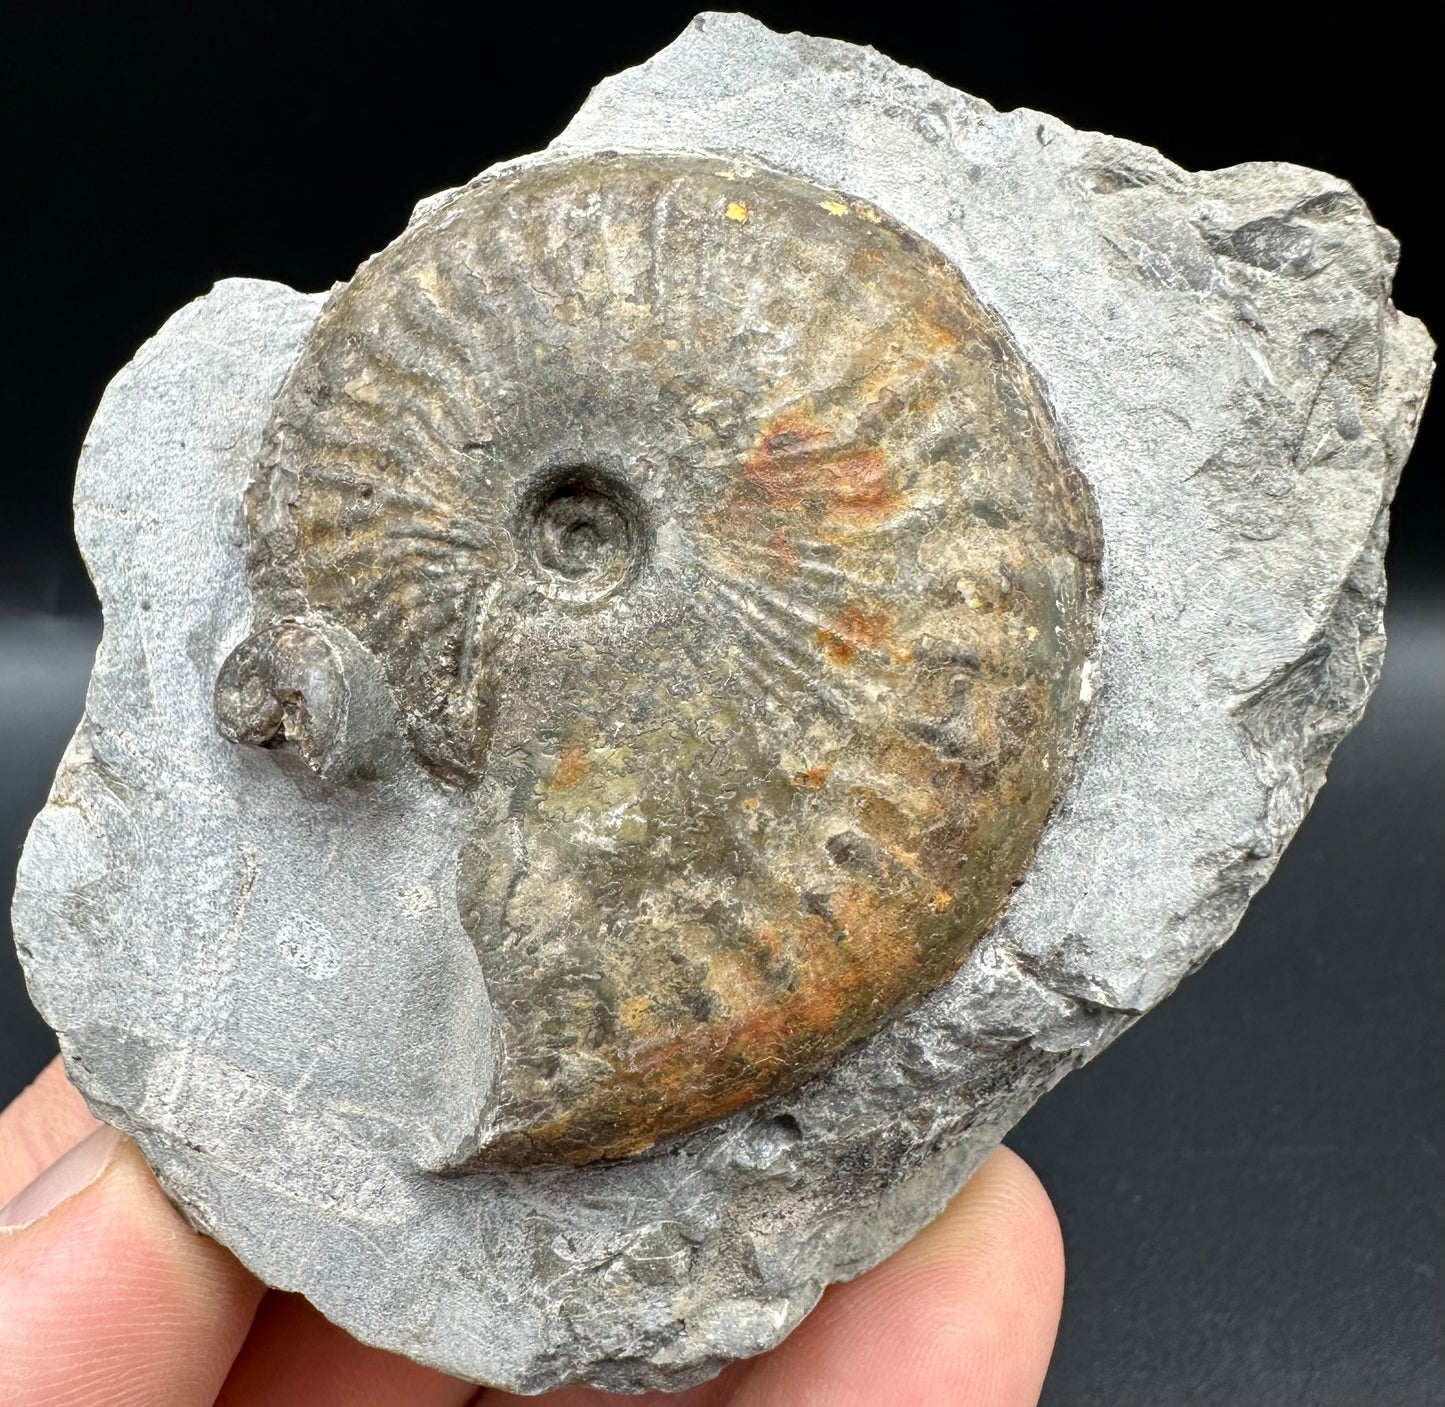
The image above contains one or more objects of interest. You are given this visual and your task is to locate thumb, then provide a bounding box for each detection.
[0,1123,262,1407]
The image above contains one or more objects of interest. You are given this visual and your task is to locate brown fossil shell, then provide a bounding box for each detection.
[240,152,1102,1166]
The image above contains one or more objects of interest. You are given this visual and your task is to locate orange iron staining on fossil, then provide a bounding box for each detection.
[549,737,593,791]
[244,152,1102,1168]
[740,412,905,527]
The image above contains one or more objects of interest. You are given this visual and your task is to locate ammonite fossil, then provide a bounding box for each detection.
[219,152,1103,1165]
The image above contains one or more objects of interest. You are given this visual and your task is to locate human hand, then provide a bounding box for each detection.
[0,1057,1063,1407]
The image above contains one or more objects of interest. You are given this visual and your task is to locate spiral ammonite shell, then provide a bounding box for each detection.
[237,152,1102,1166]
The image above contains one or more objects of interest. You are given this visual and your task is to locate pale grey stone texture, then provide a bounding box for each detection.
[12,13,1432,1393]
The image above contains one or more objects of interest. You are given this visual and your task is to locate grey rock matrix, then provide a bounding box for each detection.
[11,12,1432,1393]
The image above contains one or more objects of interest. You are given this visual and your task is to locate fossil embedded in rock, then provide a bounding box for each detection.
[14,15,1429,1393]
[237,153,1103,1165]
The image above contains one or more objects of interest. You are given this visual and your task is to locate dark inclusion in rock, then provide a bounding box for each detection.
[225,153,1103,1166]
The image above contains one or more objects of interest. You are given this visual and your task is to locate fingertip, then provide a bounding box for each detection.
[0,1055,103,1205]
[0,1130,262,1406]
[216,1291,478,1407]
[0,1123,124,1229]
[730,1145,1064,1407]
[922,1143,1065,1311]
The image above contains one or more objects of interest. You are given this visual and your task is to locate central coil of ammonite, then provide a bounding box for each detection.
[225,152,1103,1166]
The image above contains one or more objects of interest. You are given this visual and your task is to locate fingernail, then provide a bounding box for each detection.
[0,1124,126,1230]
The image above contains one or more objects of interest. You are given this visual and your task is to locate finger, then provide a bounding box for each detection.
[726,1144,1064,1407]
[216,1289,478,1407]
[0,1055,102,1203]
[0,1125,263,1407]
[485,1146,1060,1407]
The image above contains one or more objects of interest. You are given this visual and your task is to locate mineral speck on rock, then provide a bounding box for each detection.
[11,12,1432,1394]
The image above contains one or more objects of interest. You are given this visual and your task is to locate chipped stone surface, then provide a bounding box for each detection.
[11,12,1432,1393]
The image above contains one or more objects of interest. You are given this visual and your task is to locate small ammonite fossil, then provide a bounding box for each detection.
[219,152,1103,1166]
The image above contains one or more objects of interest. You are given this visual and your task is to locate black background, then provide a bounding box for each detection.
[1,4,1440,1404]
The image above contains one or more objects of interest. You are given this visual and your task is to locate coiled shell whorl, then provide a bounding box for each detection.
[239,152,1103,1165]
